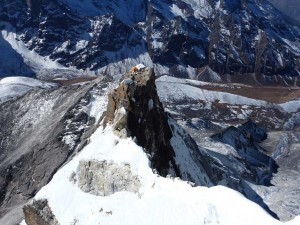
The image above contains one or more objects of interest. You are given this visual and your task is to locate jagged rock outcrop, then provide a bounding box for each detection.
[211,120,278,186]
[104,67,180,176]
[76,160,141,196]
[23,199,59,225]
[0,0,299,84]
[0,77,112,225]
[102,66,213,187]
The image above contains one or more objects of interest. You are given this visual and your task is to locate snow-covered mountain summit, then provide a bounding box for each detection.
[0,0,299,84]
[14,66,299,225]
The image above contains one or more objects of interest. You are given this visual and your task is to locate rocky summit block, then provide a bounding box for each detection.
[76,160,141,197]
[104,67,180,177]
[23,199,59,225]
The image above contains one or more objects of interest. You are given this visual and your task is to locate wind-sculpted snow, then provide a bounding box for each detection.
[20,124,300,225]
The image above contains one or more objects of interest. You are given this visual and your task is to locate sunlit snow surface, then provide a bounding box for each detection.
[20,124,299,225]
[0,76,56,102]
[156,75,300,113]
[0,22,87,79]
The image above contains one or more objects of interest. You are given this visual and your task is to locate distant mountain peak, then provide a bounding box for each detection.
[0,0,299,85]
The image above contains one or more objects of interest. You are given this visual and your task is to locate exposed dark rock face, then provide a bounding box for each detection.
[211,120,278,186]
[104,68,180,176]
[0,78,111,224]
[268,0,300,23]
[166,116,279,218]
[25,0,43,18]
[23,199,59,225]
[0,0,299,84]
[208,0,300,83]
[103,67,214,187]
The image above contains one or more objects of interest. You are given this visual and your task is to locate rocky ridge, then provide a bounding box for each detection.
[155,74,300,220]
[18,66,212,224]
[18,66,295,225]
[104,67,179,176]
[211,120,278,186]
[23,199,59,225]
[103,66,212,185]
[0,77,114,224]
[0,0,299,84]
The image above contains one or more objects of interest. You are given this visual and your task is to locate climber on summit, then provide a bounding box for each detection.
[130,64,146,74]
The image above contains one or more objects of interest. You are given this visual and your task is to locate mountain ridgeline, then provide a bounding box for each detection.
[0,0,299,85]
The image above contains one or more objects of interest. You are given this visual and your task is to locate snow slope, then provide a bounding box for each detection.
[156,76,300,113]
[1,23,64,69]
[0,22,86,79]
[20,123,299,225]
[0,29,34,77]
[0,76,56,102]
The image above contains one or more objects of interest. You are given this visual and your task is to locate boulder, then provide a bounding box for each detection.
[23,199,59,225]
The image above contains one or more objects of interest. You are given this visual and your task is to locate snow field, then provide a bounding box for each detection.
[20,123,299,225]
[156,75,300,113]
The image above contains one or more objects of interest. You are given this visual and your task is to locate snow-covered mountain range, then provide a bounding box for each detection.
[0,0,300,224]
[0,0,299,84]
[0,66,299,225]
[268,0,300,22]
[0,65,299,225]
[156,74,300,221]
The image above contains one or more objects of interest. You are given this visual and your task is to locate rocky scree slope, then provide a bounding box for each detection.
[0,77,114,224]
[0,0,299,84]
[0,67,213,224]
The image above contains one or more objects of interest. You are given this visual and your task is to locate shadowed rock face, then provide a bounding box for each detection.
[0,0,299,84]
[25,0,43,17]
[104,68,180,176]
[211,120,278,186]
[268,0,300,22]
[23,199,59,225]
